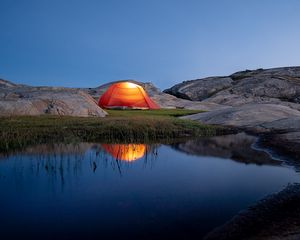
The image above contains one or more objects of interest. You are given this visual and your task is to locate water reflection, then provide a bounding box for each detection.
[93,143,156,176]
[172,132,281,166]
[0,135,299,240]
[0,133,284,182]
[0,134,285,194]
[0,143,156,180]
[101,144,146,162]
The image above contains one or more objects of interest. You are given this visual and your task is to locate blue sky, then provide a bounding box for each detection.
[1,0,300,89]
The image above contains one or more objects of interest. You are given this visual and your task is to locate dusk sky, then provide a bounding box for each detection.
[1,0,300,89]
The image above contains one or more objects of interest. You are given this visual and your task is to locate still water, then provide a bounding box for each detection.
[0,133,299,240]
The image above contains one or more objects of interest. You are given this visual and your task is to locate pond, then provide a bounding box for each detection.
[0,133,299,240]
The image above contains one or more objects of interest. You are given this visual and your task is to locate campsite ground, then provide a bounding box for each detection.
[0,109,220,152]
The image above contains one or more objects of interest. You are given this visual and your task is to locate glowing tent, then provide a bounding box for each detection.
[101,144,146,162]
[98,82,159,109]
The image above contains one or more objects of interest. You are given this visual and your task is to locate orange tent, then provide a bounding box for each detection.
[98,82,159,109]
[101,144,146,162]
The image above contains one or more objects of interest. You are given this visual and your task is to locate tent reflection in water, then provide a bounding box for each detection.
[98,82,160,109]
[101,144,146,162]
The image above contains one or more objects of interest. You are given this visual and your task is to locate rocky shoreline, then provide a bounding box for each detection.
[172,132,300,240]
[204,183,300,240]
[165,67,300,240]
[167,67,300,162]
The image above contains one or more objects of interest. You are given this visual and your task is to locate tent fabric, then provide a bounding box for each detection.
[98,82,160,109]
[101,144,146,162]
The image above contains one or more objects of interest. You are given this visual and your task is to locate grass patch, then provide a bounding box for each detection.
[106,109,202,117]
[0,109,217,152]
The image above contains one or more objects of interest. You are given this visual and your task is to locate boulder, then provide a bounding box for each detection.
[165,67,300,104]
[0,81,107,117]
[230,76,300,103]
[230,66,300,81]
[163,77,233,101]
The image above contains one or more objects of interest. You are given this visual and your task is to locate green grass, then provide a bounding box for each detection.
[0,109,217,152]
[106,109,202,117]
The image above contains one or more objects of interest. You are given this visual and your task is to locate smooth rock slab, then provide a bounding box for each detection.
[182,103,300,128]
[260,117,300,132]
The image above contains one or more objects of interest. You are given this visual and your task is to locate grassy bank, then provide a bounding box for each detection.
[0,109,217,152]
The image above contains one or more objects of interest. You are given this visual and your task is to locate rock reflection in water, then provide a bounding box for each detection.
[173,132,281,166]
